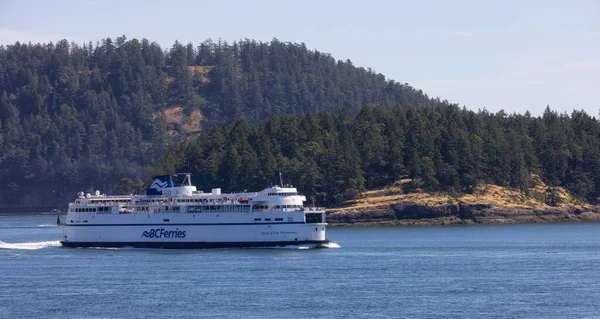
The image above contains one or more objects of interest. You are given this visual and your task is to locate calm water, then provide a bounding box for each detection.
[1,215,600,318]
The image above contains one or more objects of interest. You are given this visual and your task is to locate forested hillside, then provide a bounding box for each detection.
[0,37,443,207]
[157,106,600,207]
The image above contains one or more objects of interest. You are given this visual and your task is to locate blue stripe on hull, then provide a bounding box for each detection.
[60,240,330,249]
[66,222,310,227]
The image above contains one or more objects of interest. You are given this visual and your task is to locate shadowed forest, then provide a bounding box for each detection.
[0,37,598,208]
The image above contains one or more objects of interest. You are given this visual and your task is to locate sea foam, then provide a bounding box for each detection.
[0,240,61,250]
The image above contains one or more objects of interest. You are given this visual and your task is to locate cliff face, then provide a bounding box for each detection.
[327,178,600,226]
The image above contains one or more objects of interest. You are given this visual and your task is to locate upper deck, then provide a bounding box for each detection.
[68,175,323,214]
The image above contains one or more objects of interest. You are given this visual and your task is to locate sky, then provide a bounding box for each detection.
[1,0,599,116]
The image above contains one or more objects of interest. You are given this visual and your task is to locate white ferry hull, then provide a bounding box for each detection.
[60,213,327,249]
[61,239,329,249]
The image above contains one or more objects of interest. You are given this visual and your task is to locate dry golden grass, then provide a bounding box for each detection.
[330,175,585,214]
[180,109,203,133]
[163,106,184,121]
[331,187,454,213]
[188,66,212,83]
[460,184,540,208]
[153,106,203,138]
[164,66,212,85]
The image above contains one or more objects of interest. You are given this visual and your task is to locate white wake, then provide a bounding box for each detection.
[320,242,341,249]
[0,240,61,250]
[38,224,59,227]
[251,242,341,250]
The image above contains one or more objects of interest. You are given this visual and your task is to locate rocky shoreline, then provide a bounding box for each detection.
[327,204,600,227]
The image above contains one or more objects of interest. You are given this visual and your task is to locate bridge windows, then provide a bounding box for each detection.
[305,213,323,223]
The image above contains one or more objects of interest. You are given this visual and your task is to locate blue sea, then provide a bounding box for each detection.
[2,215,600,318]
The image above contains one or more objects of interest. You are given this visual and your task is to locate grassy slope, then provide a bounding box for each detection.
[156,66,212,139]
[328,175,600,226]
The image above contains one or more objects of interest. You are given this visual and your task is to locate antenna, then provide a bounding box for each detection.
[279,172,284,187]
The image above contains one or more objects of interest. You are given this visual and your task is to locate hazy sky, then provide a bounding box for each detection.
[1,0,598,116]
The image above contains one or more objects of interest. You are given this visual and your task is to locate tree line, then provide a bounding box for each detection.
[157,105,600,207]
[0,37,444,207]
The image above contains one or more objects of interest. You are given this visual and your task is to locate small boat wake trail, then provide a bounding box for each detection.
[0,240,61,250]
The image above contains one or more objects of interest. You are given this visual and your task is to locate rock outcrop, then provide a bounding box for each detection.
[327,178,600,226]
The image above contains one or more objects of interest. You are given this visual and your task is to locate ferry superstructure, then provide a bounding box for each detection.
[60,174,329,248]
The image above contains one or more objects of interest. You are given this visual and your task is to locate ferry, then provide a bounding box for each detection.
[60,174,330,248]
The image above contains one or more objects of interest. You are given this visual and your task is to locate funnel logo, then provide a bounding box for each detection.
[142,228,186,239]
[150,179,168,192]
[146,175,173,195]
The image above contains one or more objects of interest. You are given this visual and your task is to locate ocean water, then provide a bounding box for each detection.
[1,215,600,318]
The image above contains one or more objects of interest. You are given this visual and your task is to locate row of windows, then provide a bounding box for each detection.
[72,204,300,214]
[254,217,289,222]
[178,199,206,203]
[187,205,251,213]
[176,199,230,203]
[186,205,299,212]
[86,200,129,204]
[138,199,168,203]
[135,206,180,211]
[72,207,111,213]
[267,192,298,196]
